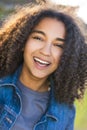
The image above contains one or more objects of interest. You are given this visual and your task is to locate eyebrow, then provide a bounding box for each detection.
[56,38,65,42]
[31,30,45,36]
[31,30,65,42]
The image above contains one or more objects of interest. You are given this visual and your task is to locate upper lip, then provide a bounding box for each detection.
[33,56,51,65]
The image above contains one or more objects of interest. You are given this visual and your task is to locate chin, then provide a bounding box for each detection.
[32,72,49,79]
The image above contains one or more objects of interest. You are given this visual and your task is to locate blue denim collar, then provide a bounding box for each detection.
[0,66,59,121]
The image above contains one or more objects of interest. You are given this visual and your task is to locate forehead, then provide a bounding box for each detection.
[35,17,65,27]
[33,17,66,39]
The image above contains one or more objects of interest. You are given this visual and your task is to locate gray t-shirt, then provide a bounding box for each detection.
[12,80,50,130]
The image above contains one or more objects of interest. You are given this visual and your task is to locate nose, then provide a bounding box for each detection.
[40,43,51,56]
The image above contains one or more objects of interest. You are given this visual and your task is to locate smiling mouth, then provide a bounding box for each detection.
[33,57,51,66]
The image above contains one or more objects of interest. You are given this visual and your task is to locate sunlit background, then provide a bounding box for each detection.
[51,0,87,23]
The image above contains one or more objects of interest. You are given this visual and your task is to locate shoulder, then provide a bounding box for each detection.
[59,103,76,127]
[62,103,75,116]
[62,103,76,121]
[0,76,14,101]
[0,76,18,105]
[56,102,76,119]
[51,102,76,129]
[0,66,22,85]
[0,75,12,84]
[66,104,76,121]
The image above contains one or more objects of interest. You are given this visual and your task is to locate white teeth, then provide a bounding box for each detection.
[34,57,50,65]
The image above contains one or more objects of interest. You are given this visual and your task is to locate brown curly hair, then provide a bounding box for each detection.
[0,3,87,105]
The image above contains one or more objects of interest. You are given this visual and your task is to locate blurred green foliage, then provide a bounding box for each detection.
[75,91,87,130]
[0,6,14,19]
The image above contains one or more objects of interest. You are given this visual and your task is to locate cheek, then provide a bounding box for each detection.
[24,42,35,54]
[24,40,42,52]
[53,49,63,64]
[52,52,62,72]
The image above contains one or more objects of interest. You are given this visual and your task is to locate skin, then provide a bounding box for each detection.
[20,17,66,92]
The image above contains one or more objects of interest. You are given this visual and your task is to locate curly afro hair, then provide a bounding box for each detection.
[0,3,87,105]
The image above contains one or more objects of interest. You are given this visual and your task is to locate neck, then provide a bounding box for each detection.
[19,68,49,92]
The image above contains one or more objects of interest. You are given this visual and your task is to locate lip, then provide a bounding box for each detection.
[33,56,51,70]
[34,56,51,64]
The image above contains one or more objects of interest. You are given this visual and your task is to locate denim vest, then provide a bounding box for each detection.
[0,67,75,130]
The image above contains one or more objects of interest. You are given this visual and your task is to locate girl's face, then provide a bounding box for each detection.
[22,17,66,80]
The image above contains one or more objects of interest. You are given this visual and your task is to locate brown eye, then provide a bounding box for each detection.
[32,36,43,41]
[54,44,64,49]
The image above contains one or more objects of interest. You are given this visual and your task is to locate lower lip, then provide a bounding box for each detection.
[34,60,50,70]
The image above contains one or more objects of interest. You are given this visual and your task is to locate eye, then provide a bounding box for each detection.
[32,36,43,41]
[54,44,64,49]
